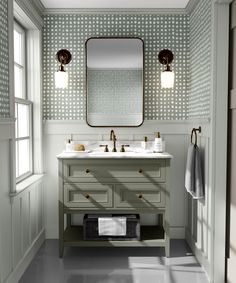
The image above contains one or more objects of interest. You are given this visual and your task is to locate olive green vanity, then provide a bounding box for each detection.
[57,152,172,257]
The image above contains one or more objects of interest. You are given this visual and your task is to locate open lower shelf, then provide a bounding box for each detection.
[64,225,165,247]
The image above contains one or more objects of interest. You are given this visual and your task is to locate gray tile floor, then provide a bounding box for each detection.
[19,240,209,283]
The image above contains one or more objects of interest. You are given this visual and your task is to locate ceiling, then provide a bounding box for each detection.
[40,0,190,9]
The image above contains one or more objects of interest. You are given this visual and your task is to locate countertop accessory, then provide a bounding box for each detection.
[154,131,163,153]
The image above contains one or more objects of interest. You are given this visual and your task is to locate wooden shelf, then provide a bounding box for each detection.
[64,225,165,247]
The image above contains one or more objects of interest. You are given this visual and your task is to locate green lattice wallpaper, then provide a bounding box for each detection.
[189,0,211,118]
[0,0,9,118]
[43,14,189,120]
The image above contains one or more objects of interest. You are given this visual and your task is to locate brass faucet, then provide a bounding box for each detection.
[110,130,117,152]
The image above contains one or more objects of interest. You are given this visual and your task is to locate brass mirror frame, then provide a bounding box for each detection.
[85,37,144,128]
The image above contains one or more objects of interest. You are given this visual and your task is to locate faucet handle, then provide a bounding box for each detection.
[99,144,109,152]
[120,144,130,152]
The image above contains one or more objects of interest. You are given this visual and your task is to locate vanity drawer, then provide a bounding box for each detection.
[63,160,166,182]
[64,183,113,208]
[115,183,166,209]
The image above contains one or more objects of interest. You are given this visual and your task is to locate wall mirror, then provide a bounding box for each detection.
[86,37,144,127]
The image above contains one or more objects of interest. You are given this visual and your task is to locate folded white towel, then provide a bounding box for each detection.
[185,144,204,199]
[98,217,127,236]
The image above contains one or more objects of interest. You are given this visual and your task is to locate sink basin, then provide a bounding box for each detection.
[89,151,136,157]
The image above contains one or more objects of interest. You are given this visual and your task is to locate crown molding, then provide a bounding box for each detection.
[43,8,187,15]
[185,0,198,14]
[14,0,43,28]
[31,0,45,15]
[213,0,233,3]
[34,0,233,16]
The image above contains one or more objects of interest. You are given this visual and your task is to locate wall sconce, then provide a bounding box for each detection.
[55,49,72,89]
[158,49,174,88]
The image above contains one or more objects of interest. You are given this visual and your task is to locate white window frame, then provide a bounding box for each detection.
[14,21,26,99]
[14,20,33,183]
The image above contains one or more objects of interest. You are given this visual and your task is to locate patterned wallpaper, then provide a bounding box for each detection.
[189,0,211,119]
[88,70,142,114]
[0,0,10,118]
[43,14,189,120]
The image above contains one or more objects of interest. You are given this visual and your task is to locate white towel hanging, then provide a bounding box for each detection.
[185,128,204,199]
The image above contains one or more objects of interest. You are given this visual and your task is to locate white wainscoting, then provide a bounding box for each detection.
[43,120,207,238]
[185,123,212,281]
[0,121,45,283]
[43,119,213,279]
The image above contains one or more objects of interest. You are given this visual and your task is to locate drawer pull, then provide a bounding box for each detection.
[85,169,90,173]
[138,169,143,174]
[138,194,143,199]
[85,194,90,199]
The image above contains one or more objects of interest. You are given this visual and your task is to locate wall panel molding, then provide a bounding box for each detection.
[5,230,45,283]
[43,120,209,239]
[0,120,15,140]
[43,119,210,135]
[210,2,229,282]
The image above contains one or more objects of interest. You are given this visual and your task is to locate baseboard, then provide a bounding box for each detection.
[5,229,45,283]
[185,228,212,282]
[45,226,58,239]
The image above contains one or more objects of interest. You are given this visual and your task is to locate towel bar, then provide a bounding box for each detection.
[191,126,201,146]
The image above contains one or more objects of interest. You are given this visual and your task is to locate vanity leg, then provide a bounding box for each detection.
[59,201,64,258]
[165,239,170,258]
[67,214,71,227]
[163,212,170,258]
[59,244,64,258]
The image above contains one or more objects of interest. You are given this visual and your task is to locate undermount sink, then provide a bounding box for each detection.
[89,151,136,156]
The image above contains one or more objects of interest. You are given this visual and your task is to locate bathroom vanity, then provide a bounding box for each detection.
[57,151,172,257]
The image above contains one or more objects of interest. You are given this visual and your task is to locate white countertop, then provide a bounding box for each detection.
[57,150,173,159]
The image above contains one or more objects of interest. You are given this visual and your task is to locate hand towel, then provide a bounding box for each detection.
[98,217,127,236]
[185,144,204,199]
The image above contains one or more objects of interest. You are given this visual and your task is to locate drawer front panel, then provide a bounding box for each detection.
[63,160,166,182]
[64,183,113,208]
[115,183,166,208]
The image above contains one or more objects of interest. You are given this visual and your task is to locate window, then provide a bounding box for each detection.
[14,21,33,182]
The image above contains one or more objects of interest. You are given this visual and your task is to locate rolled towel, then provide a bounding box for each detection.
[98,217,126,236]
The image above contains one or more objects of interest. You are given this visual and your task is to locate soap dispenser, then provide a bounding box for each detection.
[154,132,163,153]
[65,139,72,152]
[141,136,148,150]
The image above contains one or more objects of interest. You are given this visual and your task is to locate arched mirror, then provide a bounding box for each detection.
[86,37,144,127]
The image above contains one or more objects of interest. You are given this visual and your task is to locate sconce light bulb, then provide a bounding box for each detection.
[55,70,68,89]
[161,70,174,88]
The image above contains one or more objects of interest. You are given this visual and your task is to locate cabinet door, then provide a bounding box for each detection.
[64,183,113,208]
[115,183,166,208]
